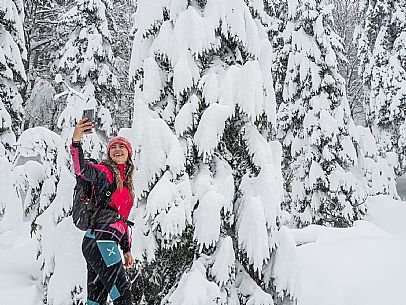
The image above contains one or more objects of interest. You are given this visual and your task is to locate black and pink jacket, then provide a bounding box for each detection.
[70,141,133,253]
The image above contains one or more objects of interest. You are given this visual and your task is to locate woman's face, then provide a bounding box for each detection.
[109,143,129,165]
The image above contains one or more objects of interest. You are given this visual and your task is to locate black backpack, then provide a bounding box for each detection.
[72,160,118,231]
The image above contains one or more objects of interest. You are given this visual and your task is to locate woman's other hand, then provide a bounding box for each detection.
[72,118,94,142]
[123,252,134,268]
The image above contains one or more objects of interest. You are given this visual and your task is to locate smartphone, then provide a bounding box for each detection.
[82,109,95,132]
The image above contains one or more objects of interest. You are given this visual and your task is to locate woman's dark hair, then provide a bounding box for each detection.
[101,157,135,199]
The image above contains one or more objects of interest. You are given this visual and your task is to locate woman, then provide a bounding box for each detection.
[70,118,134,305]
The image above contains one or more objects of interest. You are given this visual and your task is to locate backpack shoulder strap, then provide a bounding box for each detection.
[93,162,117,209]
[102,162,117,193]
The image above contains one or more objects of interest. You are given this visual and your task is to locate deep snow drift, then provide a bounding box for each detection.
[294,195,406,305]
[0,225,42,305]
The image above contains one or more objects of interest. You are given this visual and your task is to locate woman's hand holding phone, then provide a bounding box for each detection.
[72,117,94,142]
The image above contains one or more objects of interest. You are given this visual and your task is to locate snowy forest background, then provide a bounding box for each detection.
[1,0,406,304]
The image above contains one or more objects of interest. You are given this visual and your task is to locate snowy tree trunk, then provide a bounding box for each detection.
[110,0,136,129]
[330,0,365,126]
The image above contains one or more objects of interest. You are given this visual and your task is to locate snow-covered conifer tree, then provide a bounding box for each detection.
[128,0,299,304]
[263,0,289,108]
[23,1,72,131]
[31,119,86,304]
[56,0,119,158]
[13,127,60,224]
[353,126,398,197]
[33,1,122,302]
[0,0,27,158]
[11,126,85,305]
[253,0,293,212]
[0,0,27,235]
[277,0,366,227]
[355,0,406,175]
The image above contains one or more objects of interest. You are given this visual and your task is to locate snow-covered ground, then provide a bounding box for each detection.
[0,195,405,305]
[295,195,406,305]
[0,225,42,305]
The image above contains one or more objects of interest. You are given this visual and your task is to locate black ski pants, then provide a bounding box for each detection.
[82,231,133,305]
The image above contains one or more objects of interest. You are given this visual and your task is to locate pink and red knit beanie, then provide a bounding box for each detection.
[107,136,133,158]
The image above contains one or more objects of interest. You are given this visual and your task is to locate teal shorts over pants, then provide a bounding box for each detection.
[82,231,133,305]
